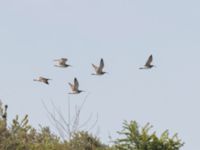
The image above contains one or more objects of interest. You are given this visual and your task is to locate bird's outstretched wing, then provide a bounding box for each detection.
[145,55,153,66]
[68,82,74,90]
[60,58,68,62]
[54,58,68,64]
[39,76,43,80]
[39,76,47,80]
[99,58,104,70]
[92,64,98,70]
[74,78,79,90]
[44,80,49,84]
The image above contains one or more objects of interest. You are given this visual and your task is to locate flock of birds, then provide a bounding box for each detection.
[33,54,155,94]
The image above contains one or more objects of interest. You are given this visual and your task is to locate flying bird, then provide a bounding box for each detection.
[33,76,51,85]
[139,55,155,69]
[92,58,107,75]
[54,58,71,68]
[68,78,84,94]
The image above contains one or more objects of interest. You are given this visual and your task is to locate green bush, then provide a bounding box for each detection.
[67,131,108,150]
[0,102,184,150]
[0,113,110,150]
[114,121,184,150]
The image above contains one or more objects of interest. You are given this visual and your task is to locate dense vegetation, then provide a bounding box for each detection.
[0,102,184,150]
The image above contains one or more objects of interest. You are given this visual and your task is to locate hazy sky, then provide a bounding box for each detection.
[0,0,200,149]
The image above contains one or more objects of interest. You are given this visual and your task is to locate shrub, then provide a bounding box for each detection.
[0,102,184,150]
[114,120,184,150]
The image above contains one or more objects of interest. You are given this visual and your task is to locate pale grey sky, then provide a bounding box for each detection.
[0,0,200,149]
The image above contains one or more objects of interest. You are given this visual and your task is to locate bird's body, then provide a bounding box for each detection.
[54,58,71,68]
[68,78,84,94]
[33,76,51,85]
[139,55,155,69]
[92,58,106,75]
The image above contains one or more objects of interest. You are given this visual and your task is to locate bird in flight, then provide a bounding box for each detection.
[139,54,155,69]
[54,58,71,68]
[33,76,51,85]
[92,58,107,75]
[68,78,84,94]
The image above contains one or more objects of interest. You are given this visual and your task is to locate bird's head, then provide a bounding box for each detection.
[68,90,85,94]
[67,64,72,67]
[78,90,85,93]
[102,71,108,75]
[151,65,156,68]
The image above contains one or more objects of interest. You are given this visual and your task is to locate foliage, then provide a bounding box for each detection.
[0,102,184,150]
[114,120,184,150]
[67,131,109,150]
